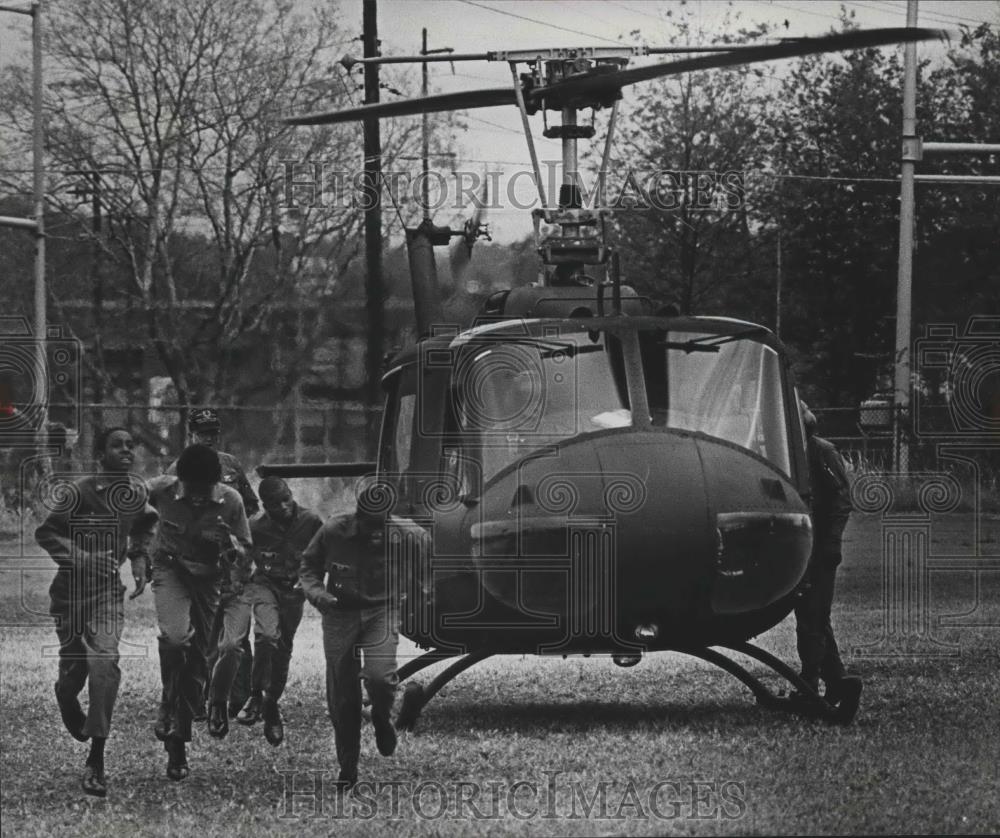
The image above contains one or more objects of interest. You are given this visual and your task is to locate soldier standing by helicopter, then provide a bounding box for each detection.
[795,403,861,706]
[299,483,432,791]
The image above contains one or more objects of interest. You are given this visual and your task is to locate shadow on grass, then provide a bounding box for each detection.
[413,696,788,736]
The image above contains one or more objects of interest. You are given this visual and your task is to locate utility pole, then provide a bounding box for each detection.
[0,2,47,459]
[89,172,104,404]
[775,232,782,340]
[893,0,918,475]
[362,0,383,455]
[32,1,45,445]
[422,28,430,218]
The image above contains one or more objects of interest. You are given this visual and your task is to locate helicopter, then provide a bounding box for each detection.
[262,25,943,729]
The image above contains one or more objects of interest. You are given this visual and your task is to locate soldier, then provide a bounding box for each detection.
[147,444,251,780]
[300,483,431,791]
[233,477,322,745]
[795,403,862,707]
[35,426,158,797]
[167,407,258,718]
[169,408,259,517]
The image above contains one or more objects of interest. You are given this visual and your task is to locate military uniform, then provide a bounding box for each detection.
[167,448,258,712]
[35,473,157,741]
[166,450,259,517]
[300,512,431,780]
[147,475,251,742]
[795,434,853,690]
[245,504,322,700]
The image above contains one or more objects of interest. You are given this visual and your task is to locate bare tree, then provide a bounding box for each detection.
[0,0,418,413]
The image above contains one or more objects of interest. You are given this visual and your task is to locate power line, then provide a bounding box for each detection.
[847,0,998,27]
[457,0,625,46]
[606,1,669,25]
[763,1,852,24]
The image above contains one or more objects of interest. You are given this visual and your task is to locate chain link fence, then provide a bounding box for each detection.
[1,402,382,524]
[816,403,1000,509]
[4,399,998,524]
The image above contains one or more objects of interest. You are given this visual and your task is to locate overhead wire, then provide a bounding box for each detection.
[457,0,626,46]
[847,0,998,27]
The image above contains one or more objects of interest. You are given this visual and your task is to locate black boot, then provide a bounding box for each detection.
[165,738,189,781]
[236,693,263,726]
[82,738,107,797]
[262,696,284,746]
[208,702,229,739]
[373,713,397,757]
[154,698,172,742]
[335,767,357,793]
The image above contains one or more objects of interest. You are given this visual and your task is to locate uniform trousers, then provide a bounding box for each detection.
[321,605,399,775]
[49,570,125,739]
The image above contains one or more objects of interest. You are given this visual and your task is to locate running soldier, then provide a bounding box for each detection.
[35,426,158,797]
[167,408,258,718]
[147,444,251,780]
[300,483,432,790]
[233,477,322,745]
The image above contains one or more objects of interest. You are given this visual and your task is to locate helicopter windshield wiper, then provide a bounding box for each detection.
[659,326,769,354]
[471,337,604,359]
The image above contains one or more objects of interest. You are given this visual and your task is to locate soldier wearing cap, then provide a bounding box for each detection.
[147,444,251,780]
[169,408,259,517]
[299,483,432,791]
[795,403,861,706]
[35,426,158,797]
[231,477,322,745]
[167,407,258,718]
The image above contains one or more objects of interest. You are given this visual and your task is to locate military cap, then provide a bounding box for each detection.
[188,407,222,432]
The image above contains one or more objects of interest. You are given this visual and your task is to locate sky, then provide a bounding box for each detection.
[1,0,998,241]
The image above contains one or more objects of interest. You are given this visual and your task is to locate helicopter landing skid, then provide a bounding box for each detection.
[392,641,862,730]
[394,648,496,731]
[686,641,862,725]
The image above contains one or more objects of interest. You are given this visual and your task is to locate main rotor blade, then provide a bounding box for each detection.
[285,87,517,125]
[528,27,945,103]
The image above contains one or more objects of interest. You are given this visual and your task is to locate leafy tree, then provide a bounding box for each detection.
[606,5,778,318]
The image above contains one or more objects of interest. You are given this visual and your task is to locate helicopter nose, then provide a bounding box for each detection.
[590,432,714,619]
[473,430,715,630]
[592,431,811,624]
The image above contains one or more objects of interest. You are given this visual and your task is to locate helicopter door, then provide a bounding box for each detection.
[380,361,451,513]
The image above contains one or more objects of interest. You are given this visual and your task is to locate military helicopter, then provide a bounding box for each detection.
[263,25,942,728]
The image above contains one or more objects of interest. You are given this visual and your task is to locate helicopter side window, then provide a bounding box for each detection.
[380,366,418,480]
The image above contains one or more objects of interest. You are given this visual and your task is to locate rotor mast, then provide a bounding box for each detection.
[516,52,627,287]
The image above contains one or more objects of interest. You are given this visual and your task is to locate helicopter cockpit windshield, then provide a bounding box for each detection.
[453,334,629,480]
[641,329,792,476]
[380,324,793,496]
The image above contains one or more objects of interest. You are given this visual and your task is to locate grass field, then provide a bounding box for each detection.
[3,510,1000,836]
